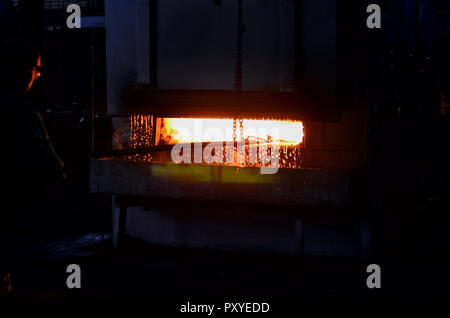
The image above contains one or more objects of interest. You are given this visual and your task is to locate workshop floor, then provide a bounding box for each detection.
[6,192,450,305]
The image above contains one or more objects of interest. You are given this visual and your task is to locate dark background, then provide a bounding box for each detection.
[1,0,450,307]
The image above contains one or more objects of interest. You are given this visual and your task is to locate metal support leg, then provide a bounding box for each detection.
[295,217,304,257]
[112,195,127,249]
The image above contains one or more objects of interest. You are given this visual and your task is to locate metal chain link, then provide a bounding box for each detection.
[239,118,245,166]
[239,118,244,141]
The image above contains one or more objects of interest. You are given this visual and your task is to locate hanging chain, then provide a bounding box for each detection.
[233,0,245,164]
[234,0,245,92]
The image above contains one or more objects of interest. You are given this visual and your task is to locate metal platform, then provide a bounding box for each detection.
[90,159,349,207]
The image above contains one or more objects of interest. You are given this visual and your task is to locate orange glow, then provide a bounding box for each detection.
[126,114,305,169]
[161,118,304,146]
[26,55,42,93]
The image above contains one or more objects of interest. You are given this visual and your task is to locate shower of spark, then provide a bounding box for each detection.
[127,115,304,169]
